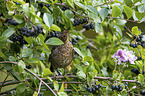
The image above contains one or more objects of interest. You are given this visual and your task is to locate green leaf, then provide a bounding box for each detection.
[131,26,141,36]
[138,74,144,84]
[13,14,24,23]
[100,8,108,20]
[23,4,30,17]
[33,91,38,96]
[2,27,15,38]
[123,6,132,19]
[6,1,15,11]
[66,0,74,9]
[18,60,26,71]
[13,0,25,4]
[45,37,64,45]
[43,68,53,76]
[43,13,53,28]
[24,36,33,45]
[21,48,33,57]
[87,5,99,16]
[65,10,74,18]
[54,81,59,91]
[58,92,67,96]
[16,83,26,94]
[74,47,84,57]
[138,5,145,13]
[124,0,133,7]
[112,5,121,17]
[75,2,86,10]
[113,70,118,81]
[59,82,64,92]
[135,11,145,21]
[121,89,127,96]
[50,24,61,32]
[77,71,86,79]
[9,56,16,62]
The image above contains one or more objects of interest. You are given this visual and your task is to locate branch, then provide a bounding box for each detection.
[37,81,42,94]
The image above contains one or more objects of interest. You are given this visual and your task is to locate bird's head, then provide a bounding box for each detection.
[58,28,70,43]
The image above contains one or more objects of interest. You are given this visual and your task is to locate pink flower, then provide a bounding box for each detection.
[112,49,137,65]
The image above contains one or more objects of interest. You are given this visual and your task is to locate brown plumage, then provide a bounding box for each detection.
[49,28,73,72]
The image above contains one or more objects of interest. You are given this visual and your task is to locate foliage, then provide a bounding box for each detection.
[0,0,145,96]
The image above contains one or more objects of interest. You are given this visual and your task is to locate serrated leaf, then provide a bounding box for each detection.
[54,81,59,91]
[65,10,74,18]
[13,14,24,23]
[138,74,144,84]
[2,27,15,38]
[50,24,61,32]
[100,8,108,20]
[112,5,121,17]
[131,26,141,35]
[16,83,26,93]
[21,48,33,57]
[43,13,53,28]
[74,47,84,57]
[45,37,64,45]
[123,6,133,19]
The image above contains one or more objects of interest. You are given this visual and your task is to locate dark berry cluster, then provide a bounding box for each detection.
[45,31,60,41]
[140,90,145,95]
[82,23,95,30]
[38,2,50,8]
[124,82,128,89]
[87,84,102,93]
[130,29,144,48]
[71,37,79,45]
[10,34,27,45]
[111,84,122,92]
[15,2,20,5]
[86,45,90,49]
[62,6,69,11]
[8,19,18,26]
[26,65,32,69]
[18,26,43,37]
[131,68,140,75]
[73,18,87,26]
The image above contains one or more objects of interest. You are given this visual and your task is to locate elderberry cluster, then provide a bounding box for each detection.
[131,68,141,75]
[8,19,18,26]
[124,82,128,89]
[82,23,95,30]
[130,29,144,48]
[26,65,32,69]
[87,84,102,93]
[18,26,43,37]
[140,90,145,95]
[62,6,69,11]
[73,18,88,26]
[38,2,50,8]
[10,34,27,45]
[71,37,79,45]
[111,84,122,92]
[45,31,60,41]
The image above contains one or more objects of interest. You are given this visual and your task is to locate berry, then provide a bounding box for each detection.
[124,26,127,29]
[111,85,115,90]
[62,6,69,11]
[76,37,79,40]
[87,87,92,93]
[85,25,90,30]
[140,90,144,95]
[125,82,128,85]
[15,2,20,5]
[138,57,142,60]
[138,29,141,31]
[136,37,141,42]
[131,68,140,75]
[115,85,118,90]
[95,85,99,90]
[130,43,134,47]
[83,18,87,23]
[38,93,43,96]
[98,84,102,88]
[79,19,83,24]
[92,87,96,93]
[118,84,122,88]
[117,87,122,92]
[133,35,136,39]
[125,84,128,89]
[141,32,144,35]
[26,65,32,69]
[45,4,50,7]
[90,23,95,29]
[86,45,90,49]
[38,2,44,7]
[82,24,87,28]
[50,32,55,37]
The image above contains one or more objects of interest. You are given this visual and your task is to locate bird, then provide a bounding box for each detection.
[49,28,73,73]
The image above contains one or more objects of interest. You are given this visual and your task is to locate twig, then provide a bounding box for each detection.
[0,88,16,95]
[37,81,42,94]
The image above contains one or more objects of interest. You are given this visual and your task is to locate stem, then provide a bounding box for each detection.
[37,81,42,94]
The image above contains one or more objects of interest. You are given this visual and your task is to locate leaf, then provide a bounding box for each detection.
[131,26,141,36]
[9,56,16,62]
[6,1,15,11]
[65,10,74,18]
[75,2,86,10]
[22,4,30,17]
[123,6,133,19]
[43,68,53,76]
[113,70,118,81]
[2,27,15,38]
[135,11,145,21]
[45,37,64,45]
[16,83,26,93]
[77,71,86,79]
[43,13,53,28]
[24,36,33,45]
[18,60,26,71]
[33,91,38,96]
[50,24,61,32]
[87,5,99,16]
[121,89,127,96]
[13,14,24,23]
[54,81,59,91]
[66,0,74,9]
[58,92,67,96]
[138,74,144,84]
[21,48,33,57]
[59,82,64,92]
[112,5,121,17]
[100,8,108,20]
[74,47,84,57]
